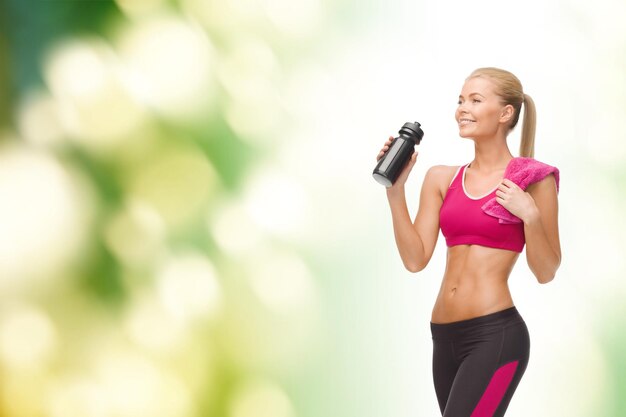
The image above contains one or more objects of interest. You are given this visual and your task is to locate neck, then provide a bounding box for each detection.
[470,137,514,172]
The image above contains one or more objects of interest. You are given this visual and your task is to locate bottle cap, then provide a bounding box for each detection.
[399,122,424,145]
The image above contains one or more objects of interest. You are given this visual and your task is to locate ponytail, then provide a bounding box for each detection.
[519,94,536,158]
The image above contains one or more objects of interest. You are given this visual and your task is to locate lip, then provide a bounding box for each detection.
[458,118,476,126]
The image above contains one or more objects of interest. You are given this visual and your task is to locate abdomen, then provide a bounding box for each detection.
[431,245,520,323]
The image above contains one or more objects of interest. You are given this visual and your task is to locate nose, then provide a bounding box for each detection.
[456,104,468,118]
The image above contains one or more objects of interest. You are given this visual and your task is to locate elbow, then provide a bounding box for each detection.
[532,256,561,284]
[400,248,431,273]
[537,273,555,284]
[404,260,427,273]
[535,264,559,284]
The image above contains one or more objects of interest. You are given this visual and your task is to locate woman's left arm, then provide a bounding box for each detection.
[497,176,561,283]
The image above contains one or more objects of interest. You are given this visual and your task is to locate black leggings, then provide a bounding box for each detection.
[430,307,530,417]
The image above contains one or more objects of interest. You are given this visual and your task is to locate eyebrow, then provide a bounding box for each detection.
[459,92,486,99]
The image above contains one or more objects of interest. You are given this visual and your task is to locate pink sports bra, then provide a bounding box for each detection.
[439,164,525,253]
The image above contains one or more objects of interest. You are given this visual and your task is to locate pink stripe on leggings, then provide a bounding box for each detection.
[470,361,519,417]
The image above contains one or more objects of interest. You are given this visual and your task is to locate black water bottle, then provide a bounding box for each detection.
[373,122,424,187]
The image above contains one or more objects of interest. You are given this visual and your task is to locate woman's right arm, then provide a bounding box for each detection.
[386,165,445,272]
[377,136,447,272]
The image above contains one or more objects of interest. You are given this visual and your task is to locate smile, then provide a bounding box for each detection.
[458,119,476,126]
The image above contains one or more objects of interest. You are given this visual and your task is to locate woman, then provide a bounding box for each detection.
[376,67,561,417]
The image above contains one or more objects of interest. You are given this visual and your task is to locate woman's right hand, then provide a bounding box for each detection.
[376,135,418,192]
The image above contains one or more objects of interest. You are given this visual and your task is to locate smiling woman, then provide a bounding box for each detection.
[376,67,561,417]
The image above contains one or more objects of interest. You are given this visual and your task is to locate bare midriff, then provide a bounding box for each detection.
[431,244,520,324]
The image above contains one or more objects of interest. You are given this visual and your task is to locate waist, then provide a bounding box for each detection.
[433,258,516,324]
[430,307,525,341]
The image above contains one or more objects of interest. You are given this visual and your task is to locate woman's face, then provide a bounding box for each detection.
[455,76,510,140]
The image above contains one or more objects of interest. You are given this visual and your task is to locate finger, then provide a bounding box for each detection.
[495,190,506,199]
[498,181,512,190]
[501,178,517,188]
[497,183,509,192]
[376,145,390,161]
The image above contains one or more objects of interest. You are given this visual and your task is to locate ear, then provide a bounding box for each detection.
[500,104,515,124]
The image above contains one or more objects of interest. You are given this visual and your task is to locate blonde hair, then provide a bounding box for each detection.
[467,67,536,158]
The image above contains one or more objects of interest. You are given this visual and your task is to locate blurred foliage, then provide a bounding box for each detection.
[0,0,329,416]
[1,0,121,116]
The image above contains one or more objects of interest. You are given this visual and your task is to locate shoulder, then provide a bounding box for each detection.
[526,167,559,198]
[508,157,560,191]
[510,157,559,174]
[527,173,558,193]
[423,165,463,195]
[425,164,461,183]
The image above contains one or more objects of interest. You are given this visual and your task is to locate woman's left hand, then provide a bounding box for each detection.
[495,179,540,224]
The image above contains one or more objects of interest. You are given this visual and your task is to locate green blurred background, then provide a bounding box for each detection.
[0,0,624,416]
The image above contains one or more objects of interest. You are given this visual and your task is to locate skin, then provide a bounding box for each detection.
[377,76,561,324]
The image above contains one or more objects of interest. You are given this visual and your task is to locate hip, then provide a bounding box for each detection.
[430,306,527,341]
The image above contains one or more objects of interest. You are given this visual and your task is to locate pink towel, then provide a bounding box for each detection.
[481,157,560,224]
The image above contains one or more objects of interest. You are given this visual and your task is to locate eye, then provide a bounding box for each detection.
[472,98,481,103]
[457,99,463,105]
